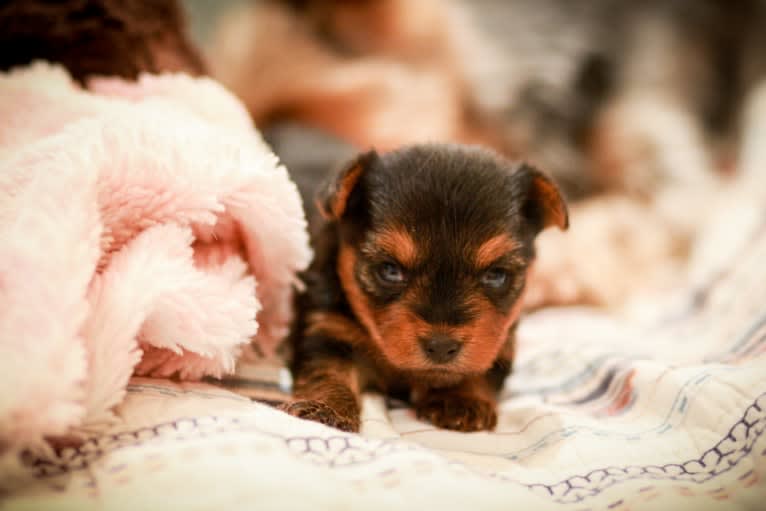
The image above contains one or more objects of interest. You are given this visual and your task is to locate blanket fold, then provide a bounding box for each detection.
[0,63,311,452]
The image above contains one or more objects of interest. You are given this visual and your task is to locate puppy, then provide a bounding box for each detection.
[283,144,568,432]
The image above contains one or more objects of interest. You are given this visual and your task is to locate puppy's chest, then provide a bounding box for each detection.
[353,353,412,400]
[352,347,467,400]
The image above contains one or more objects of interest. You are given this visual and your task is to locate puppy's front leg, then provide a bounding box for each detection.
[283,336,361,432]
[413,337,514,432]
[413,376,498,432]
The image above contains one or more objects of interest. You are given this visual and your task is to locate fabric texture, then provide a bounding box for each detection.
[4,193,765,510]
[0,63,311,458]
[3,63,766,511]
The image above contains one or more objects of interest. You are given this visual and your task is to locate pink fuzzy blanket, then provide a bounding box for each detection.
[0,63,311,452]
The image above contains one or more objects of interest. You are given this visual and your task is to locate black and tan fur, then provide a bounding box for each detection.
[283,144,568,432]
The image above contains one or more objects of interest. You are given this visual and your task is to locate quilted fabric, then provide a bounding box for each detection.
[5,217,765,510]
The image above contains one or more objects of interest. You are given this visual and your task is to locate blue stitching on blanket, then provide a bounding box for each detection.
[26,393,766,505]
[126,383,252,402]
[495,391,766,503]
[510,353,633,395]
[719,313,766,361]
[496,366,737,460]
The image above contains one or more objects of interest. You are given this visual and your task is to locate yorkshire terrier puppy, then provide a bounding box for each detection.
[283,144,568,432]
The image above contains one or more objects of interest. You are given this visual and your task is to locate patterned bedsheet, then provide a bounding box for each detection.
[5,222,766,511]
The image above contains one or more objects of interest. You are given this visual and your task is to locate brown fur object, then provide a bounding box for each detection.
[0,0,205,82]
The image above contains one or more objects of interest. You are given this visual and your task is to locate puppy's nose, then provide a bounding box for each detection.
[419,335,462,364]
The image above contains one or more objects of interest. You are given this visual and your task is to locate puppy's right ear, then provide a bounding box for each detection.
[317,150,379,220]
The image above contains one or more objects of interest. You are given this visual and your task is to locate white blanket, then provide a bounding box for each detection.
[5,213,766,510]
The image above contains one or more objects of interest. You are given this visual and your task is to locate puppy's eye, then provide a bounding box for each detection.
[376,262,406,284]
[480,267,508,289]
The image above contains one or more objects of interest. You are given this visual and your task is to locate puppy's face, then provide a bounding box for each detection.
[319,145,568,378]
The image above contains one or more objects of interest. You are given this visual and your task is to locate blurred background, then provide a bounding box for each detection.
[173,0,766,308]
[182,0,764,198]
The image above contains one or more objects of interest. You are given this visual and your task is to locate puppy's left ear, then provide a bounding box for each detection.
[317,149,379,220]
[516,163,569,233]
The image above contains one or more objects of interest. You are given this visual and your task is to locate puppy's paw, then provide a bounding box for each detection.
[280,400,360,433]
[415,393,497,432]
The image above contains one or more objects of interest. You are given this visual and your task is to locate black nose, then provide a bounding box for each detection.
[419,335,462,364]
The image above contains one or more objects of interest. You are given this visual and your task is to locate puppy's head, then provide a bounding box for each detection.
[319,144,567,379]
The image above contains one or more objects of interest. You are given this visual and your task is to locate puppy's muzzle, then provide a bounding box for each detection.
[419,334,462,364]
